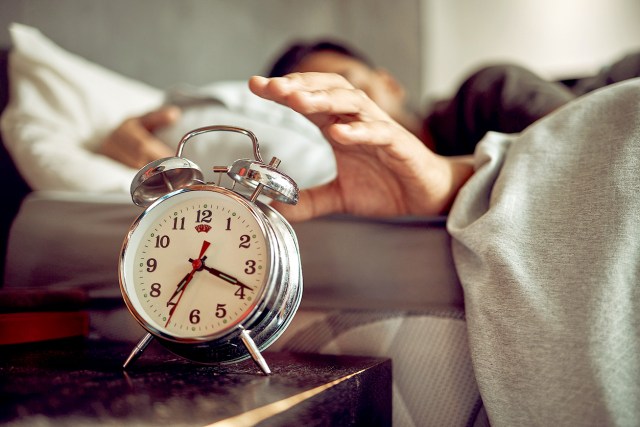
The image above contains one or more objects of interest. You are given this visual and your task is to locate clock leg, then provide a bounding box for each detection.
[239,327,271,375]
[123,333,154,369]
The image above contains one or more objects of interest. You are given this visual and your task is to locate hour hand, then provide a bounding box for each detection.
[199,262,253,291]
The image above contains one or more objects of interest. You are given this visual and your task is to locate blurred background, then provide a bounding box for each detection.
[1,0,639,109]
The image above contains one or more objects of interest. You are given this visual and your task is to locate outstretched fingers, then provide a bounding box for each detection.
[249,74,389,121]
[249,72,473,219]
[250,72,353,97]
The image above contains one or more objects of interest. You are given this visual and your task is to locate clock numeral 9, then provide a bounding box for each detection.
[146,258,157,272]
[155,235,170,248]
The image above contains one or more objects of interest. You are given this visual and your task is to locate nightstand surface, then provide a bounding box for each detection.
[1,338,391,426]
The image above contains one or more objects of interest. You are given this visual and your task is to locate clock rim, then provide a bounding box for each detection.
[118,185,277,344]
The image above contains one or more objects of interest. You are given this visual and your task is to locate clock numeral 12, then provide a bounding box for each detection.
[196,209,212,223]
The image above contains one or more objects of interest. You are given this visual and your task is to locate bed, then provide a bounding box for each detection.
[0,5,483,426]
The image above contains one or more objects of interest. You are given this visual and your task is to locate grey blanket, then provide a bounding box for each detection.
[448,78,640,425]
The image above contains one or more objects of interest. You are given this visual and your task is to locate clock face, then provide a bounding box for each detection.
[120,187,271,341]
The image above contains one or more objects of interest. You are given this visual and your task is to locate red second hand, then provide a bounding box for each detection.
[164,241,210,328]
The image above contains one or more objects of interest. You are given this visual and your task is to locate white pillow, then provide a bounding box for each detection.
[0,23,336,194]
[0,23,164,193]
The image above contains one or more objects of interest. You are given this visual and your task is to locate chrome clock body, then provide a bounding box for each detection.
[118,125,302,374]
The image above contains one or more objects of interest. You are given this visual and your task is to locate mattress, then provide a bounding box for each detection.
[4,191,463,313]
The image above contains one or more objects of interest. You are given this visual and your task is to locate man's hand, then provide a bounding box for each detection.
[249,73,474,221]
[99,106,181,169]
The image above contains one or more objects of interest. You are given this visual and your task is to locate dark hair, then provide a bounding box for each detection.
[267,40,373,77]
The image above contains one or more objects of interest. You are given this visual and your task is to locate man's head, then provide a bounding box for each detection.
[266,40,408,120]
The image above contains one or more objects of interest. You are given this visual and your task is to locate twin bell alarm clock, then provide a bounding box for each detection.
[118,125,303,375]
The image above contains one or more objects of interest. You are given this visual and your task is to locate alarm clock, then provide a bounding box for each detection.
[118,125,302,375]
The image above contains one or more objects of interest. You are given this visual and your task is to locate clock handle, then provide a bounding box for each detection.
[176,125,264,163]
[175,124,299,205]
[122,333,154,369]
[239,326,272,375]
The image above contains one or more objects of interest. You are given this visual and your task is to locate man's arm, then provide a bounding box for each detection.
[249,73,474,221]
[98,106,180,169]
[426,64,575,156]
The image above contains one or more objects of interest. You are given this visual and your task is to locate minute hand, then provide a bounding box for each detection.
[201,263,253,291]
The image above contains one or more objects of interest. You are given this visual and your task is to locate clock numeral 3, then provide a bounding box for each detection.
[244,260,256,275]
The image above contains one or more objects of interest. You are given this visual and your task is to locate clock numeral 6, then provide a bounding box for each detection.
[189,309,201,324]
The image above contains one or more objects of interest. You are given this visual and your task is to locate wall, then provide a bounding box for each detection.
[0,0,423,105]
[2,0,637,107]
[421,0,640,98]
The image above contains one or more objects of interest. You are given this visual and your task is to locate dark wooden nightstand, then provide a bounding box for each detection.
[1,338,391,426]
